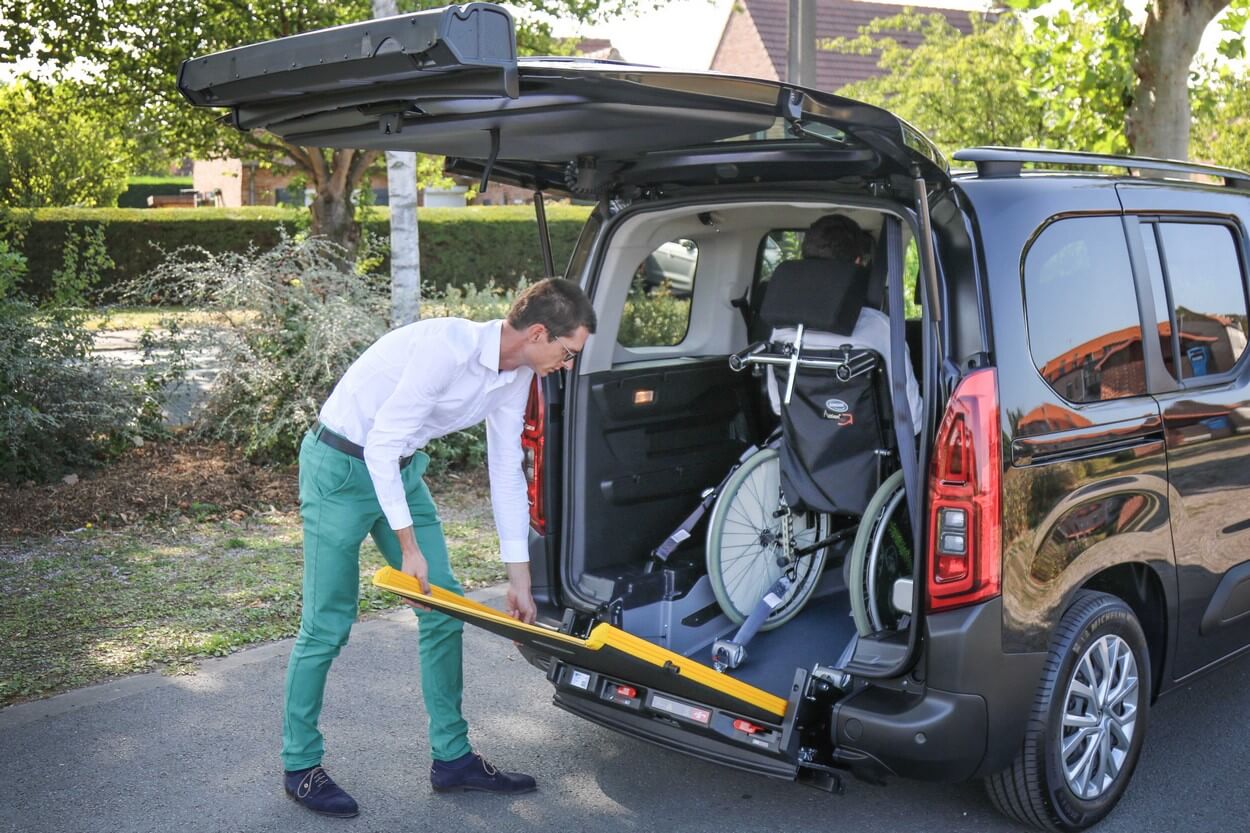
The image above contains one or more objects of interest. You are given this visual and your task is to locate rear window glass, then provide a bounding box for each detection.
[618,238,697,348]
[1157,222,1248,379]
[1024,217,1147,403]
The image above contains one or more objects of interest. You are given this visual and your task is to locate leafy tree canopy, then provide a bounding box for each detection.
[0,1,652,233]
[1,0,628,162]
[826,11,1130,157]
[0,80,133,207]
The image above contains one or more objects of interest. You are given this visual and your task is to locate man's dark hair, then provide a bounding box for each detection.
[508,277,597,338]
[802,214,871,262]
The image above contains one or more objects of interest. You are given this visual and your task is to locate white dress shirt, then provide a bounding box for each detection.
[318,318,534,563]
[767,307,923,429]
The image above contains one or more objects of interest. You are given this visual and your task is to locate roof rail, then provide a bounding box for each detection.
[952,146,1250,191]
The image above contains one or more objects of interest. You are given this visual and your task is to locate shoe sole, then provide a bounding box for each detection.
[431,784,538,795]
[284,789,360,818]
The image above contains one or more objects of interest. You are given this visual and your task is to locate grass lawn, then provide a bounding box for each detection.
[0,475,502,708]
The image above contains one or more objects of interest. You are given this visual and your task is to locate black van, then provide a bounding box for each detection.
[180,6,1250,830]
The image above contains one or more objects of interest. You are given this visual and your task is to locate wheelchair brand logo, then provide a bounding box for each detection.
[822,398,854,426]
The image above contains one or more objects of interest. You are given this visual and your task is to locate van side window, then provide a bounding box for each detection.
[618,239,697,347]
[1024,216,1147,403]
[1141,222,1249,380]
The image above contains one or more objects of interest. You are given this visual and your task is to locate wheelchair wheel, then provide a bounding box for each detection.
[849,470,913,636]
[706,447,830,629]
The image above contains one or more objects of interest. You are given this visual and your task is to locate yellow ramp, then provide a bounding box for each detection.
[372,566,788,722]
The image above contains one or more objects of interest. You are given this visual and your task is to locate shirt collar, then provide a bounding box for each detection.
[477,319,513,379]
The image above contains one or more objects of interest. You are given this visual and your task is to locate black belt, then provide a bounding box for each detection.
[313,421,417,469]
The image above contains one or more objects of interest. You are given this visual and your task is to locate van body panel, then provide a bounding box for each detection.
[1118,183,1250,678]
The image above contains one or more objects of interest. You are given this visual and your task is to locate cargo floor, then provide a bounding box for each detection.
[690,591,858,700]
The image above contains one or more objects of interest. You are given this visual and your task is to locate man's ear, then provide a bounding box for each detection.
[526,323,548,343]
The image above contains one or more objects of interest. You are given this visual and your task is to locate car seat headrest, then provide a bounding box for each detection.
[759,258,870,334]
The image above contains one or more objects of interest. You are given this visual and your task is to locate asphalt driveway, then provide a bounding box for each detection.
[2,586,1247,833]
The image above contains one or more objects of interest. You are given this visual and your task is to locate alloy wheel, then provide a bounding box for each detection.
[1059,633,1140,800]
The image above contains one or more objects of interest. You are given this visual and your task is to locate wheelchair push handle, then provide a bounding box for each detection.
[729,341,767,372]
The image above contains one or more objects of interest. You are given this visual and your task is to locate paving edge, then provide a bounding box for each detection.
[0,581,510,731]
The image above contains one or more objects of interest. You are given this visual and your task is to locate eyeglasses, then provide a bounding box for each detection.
[553,334,578,364]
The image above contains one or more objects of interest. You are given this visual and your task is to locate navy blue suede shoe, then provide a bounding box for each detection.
[284,765,360,818]
[430,753,537,794]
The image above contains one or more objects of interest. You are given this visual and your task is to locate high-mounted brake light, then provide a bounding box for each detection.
[926,368,1002,612]
[521,377,546,534]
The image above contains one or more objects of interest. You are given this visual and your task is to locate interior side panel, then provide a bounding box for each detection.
[571,358,763,601]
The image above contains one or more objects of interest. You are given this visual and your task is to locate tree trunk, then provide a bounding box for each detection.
[1125,0,1228,160]
[309,180,360,256]
[373,0,421,327]
[287,145,378,264]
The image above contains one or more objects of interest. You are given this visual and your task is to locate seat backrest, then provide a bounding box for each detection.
[758,258,871,336]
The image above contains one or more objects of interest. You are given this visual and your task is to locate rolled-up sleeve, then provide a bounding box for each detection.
[365,347,459,531]
[485,379,531,563]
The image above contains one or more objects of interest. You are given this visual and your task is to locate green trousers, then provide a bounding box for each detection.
[281,430,470,771]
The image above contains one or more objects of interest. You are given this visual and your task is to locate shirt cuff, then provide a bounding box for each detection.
[499,538,529,564]
[382,500,414,532]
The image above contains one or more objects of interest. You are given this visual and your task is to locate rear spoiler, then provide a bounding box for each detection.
[177,3,519,128]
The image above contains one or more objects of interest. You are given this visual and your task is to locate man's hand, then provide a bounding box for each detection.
[505,561,537,624]
[396,526,431,607]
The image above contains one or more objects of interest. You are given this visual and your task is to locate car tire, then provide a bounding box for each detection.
[986,590,1151,832]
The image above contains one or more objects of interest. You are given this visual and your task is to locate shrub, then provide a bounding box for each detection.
[16,205,591,301]
[17,207,302,302]
[0,240,26,300]
[130,237,538,469]
[0,302,165,483]
[617,282,693,347]
[0,82,132,208]
[129,233,390,463]
[49,224,114,307]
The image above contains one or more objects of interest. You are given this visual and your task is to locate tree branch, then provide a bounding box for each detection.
[241,132,311,170]
[329,148,354,193]
[307,148,331,187]
[346,149,381,191]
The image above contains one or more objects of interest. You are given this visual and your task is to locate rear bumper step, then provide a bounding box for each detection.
[553,690,799,780]
[549,659,799,778]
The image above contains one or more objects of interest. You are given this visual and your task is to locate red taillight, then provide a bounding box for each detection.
[927,368,1002,613]
[521,377,546,534]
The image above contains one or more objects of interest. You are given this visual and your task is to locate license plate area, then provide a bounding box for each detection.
[551,661,787,754]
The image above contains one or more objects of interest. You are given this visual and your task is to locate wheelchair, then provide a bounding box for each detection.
[703,257,909,641]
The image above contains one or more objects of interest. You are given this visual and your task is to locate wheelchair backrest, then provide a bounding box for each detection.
[758,257,870,335]
[754,258,895,516]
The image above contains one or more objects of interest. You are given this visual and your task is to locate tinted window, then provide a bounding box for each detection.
[618,239,697,347]
[1024,217,1147,403]
[1157,223,1249,379]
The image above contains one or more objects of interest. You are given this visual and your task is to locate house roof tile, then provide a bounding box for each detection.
[733,0,978,90]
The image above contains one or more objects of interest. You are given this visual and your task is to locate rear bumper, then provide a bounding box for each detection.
[833,597,1046,781]
[536,597,1046,785]
[830,682,988,781]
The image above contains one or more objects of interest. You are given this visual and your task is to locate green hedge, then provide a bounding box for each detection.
[117,177,195,208]
[12,204,592,301]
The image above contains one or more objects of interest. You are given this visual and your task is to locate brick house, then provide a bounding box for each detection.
[710,0,978,89]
